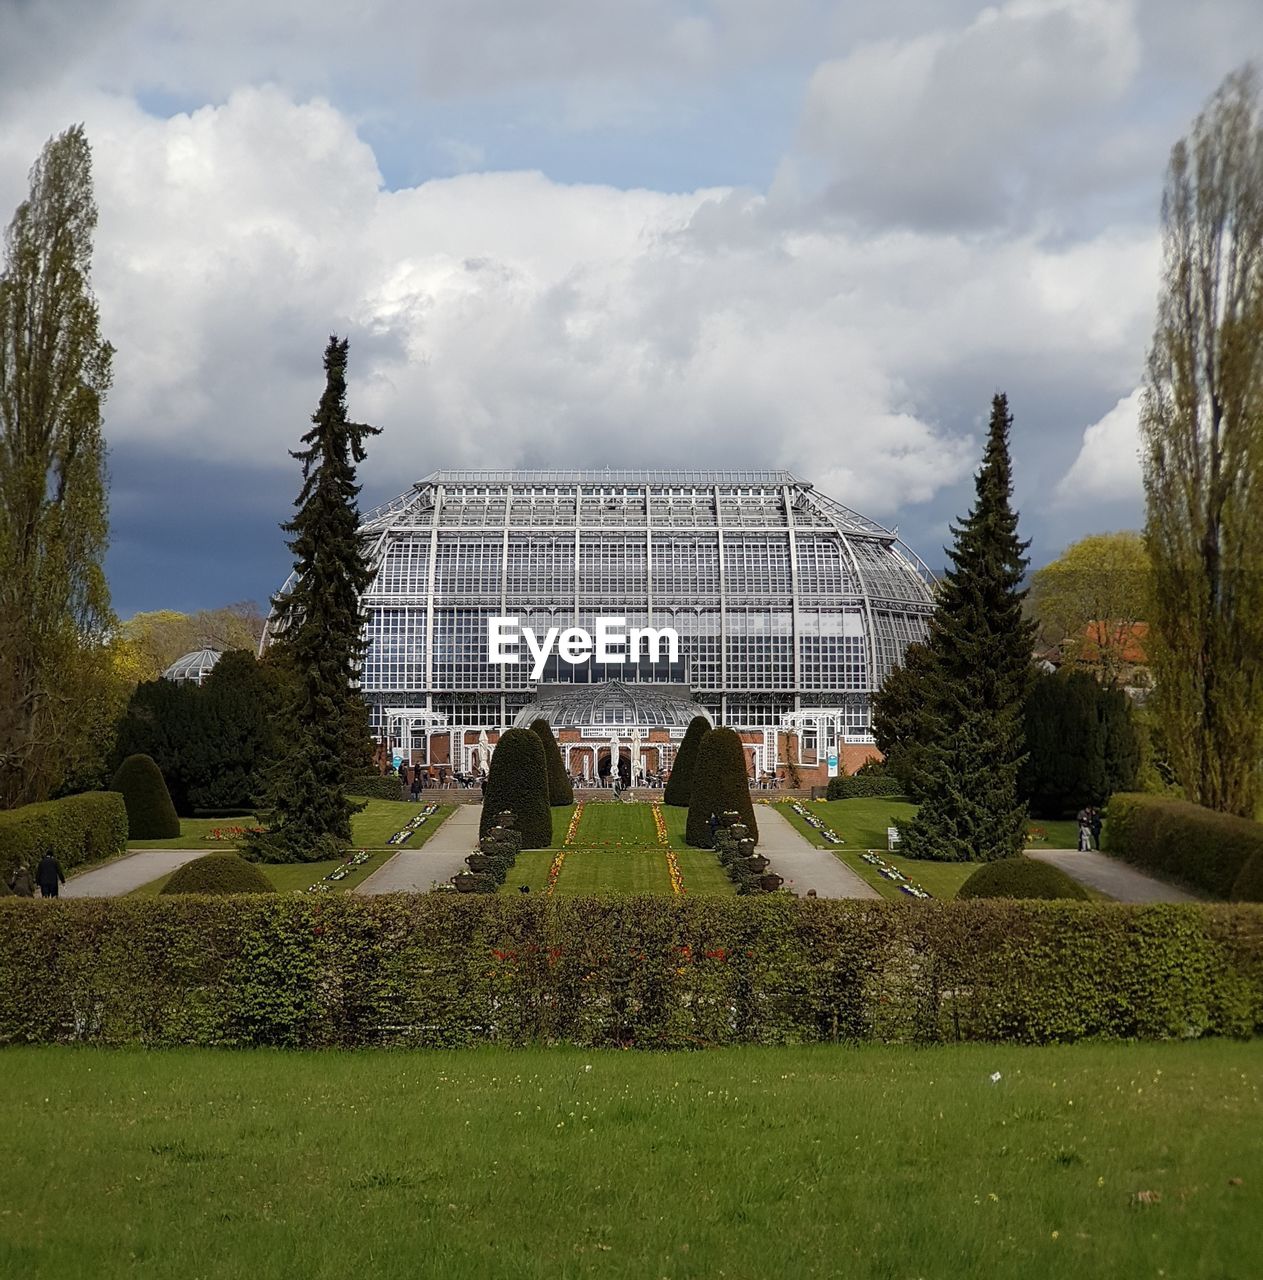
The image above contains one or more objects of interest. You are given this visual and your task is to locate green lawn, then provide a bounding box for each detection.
[130,805,456,896]
[573,802,658,846]
[2,1040,1258,1279]
[125,800,451,852]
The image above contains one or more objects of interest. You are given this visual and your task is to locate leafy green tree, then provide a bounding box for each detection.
[1028,532,1151,685]
[1141,66,1263,817]
[662,714,710,808]
[529,718,573,805]
[249,338,378,861]
[870,642,934,800]
[897,395,1035,862]
[0,125,114,806]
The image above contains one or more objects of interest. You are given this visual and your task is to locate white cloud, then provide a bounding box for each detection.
[0,84,1169,525]
[798,0,1143,229]
[1054,387,1144,505]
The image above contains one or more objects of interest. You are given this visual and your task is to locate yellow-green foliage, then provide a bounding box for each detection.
[0,792,127,880]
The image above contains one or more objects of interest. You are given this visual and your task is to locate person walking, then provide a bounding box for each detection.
[1089,807,1103,851]
[409,773,421,802]
[7,864,34,897]
[36,850,65,898]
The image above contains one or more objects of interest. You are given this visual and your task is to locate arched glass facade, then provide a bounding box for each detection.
[278,468,935,745]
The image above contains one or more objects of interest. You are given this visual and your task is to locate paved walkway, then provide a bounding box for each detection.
[757,806,881,900]
[63,849,206,898]
[355,804,481,894]
[1028,849,1203,903]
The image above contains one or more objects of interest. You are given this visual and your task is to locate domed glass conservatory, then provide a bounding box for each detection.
[267,469,935,784]
[162,648,222,686]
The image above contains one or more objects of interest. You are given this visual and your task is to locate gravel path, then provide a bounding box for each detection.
[757,806,881,899]
[1028,849,1204,903]
[355,805,480,894]
[62,849,207,898]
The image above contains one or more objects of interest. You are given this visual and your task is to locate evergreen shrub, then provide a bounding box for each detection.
[479,730,551,848]
[1231,854,1263,903]
[686,728,758,847]
[1103,793,1263,899]
[826,775,904,800]
[529,719,573,805]
[1,896,1260,1047]
[663,715,711,808]
[160,854,274,896]
[348,773,405,802]
[957,858,1089,901]
[0,793,128,881]
[109,754,180,840]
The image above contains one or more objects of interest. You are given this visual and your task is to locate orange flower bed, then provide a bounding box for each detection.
[651,804,669,847]
[563,802,585,847]
[546,849,567,896]
[665,849,685,896]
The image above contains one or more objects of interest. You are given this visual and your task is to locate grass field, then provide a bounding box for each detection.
[2,1040,1258,1280]
[124,799,448,852]
[776,800,1097,900]
[129,805,456,896]
[500,803,736,896]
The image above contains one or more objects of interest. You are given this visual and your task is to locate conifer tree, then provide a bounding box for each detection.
[662,714,710,807]
[897,394,1035,862]
[529,717,573,805]
[250,337,379,861]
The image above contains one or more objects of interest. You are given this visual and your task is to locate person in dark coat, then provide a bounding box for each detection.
[7,864,34,897]
[1089,807,1103,851]
[36,851,65,898]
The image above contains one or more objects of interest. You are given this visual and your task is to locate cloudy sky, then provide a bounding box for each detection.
[2,0,1259,616]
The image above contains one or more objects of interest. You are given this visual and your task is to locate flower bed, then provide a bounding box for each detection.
[386,803,440,846]
[652,804,670,847]
[858,850,931,899]
[788,802,844,845]
[305,849,372,893]
[563,802,585,847]
[665,849,685,896]
[205,825,267,842]
[546,849,567,896]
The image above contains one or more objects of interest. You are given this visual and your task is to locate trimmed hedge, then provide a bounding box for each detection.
[0,793,128,881]
[1232,854,1263,903]
[529,719,574,806]
[479,729,551,848]
[161,854,274,896]
[1103,793,1263,899]
[686,727,759,847]
[0,897,1259,1047]
[110,754,180,840]
[663,715,710,808]
[826,775,905,800]
[957,858,1089,901]
[348,774,405,802]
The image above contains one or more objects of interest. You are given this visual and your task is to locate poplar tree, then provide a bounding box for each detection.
[897,394,1035,862]
[251,337,378,861]
[0,125,115,806]
[1141,65,1263,817]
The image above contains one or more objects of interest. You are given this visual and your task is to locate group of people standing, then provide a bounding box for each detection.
[1076,806,1103,852]
[6,852,66,898]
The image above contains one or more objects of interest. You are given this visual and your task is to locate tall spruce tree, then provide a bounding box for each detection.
[251,337,379,861]
[0,125,115,805]
[898,394,1035,862]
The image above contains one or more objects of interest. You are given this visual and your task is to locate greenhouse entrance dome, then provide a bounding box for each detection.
[264,468,937,788]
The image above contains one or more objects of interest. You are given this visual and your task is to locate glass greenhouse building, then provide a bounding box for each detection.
[269,469,936,785]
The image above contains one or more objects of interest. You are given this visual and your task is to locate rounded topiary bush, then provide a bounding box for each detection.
[529,718,574,806]
[1230,852,1263,903]
[663,714,710,808]
[160,853,273,895]
[479,729,552,848]
[686,727,758,847]
[956,857,1089,901]
[110,753,180,840]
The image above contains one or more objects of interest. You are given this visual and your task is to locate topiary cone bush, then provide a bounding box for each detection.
[160,853,273,895]
[529,718,574,805]
[956,857,1089,901]
[479,729,551,848]
[663,715,710,808]
[686,727,758,847]
[110,753,180,840]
